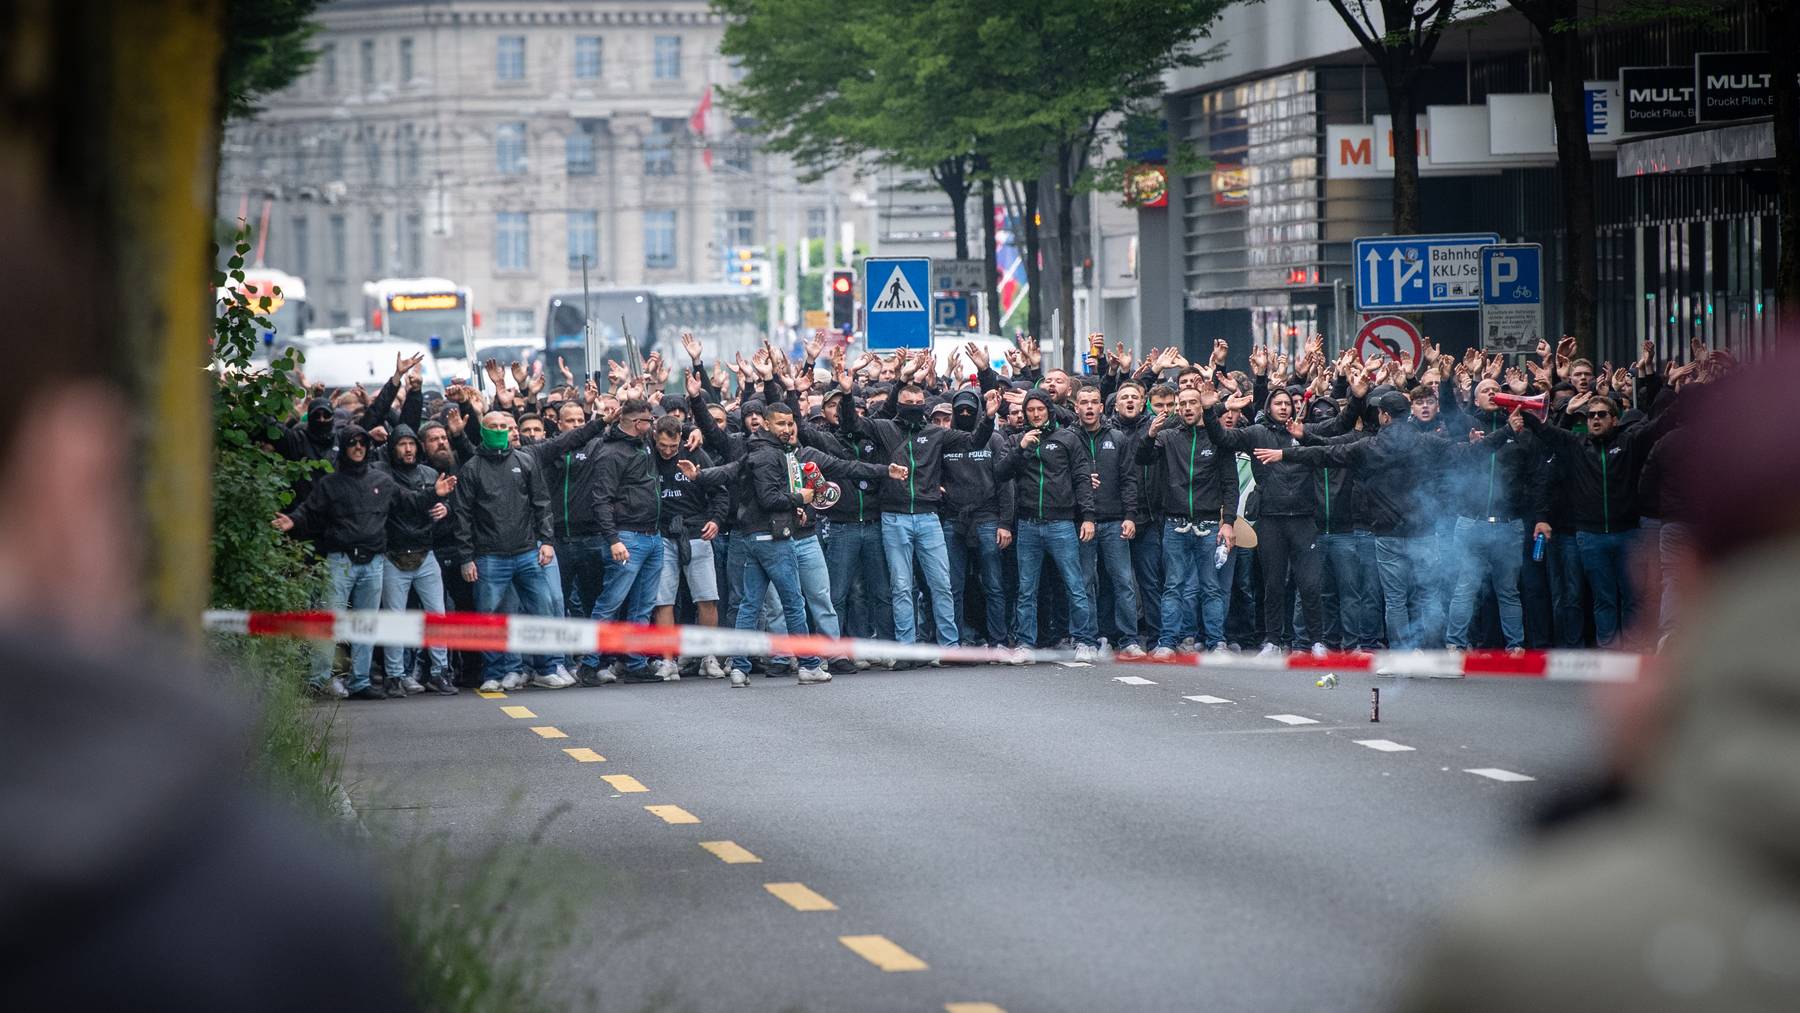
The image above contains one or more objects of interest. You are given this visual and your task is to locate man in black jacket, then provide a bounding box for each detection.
[275,424,456,698]
[583,398,667,683]
[998,389,1099,661]
[1113,381,1163,650]
[814,386,896,644]
[939,389,1015,649]
[449,412,559,693]
[651,414,729,680]
[376,424,457,696]
[1137,385,1239,655]
[1073,385,1142,658]
[1440,393,1550,651]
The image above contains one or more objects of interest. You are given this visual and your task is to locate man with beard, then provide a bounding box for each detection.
[376,424,457,695]
[583,398,666,683]
[450,411,562,693]
[275,425,457,698]
[939,388,1014,649]
[1137,385,1239,656]
[1073,385,1142,658]
[419,418,481,684]
[1113,381,1163,649]
[998,389,1099,662]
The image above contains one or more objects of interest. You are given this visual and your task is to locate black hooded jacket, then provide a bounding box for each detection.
[448,436,553,565]
[997,394,1096,524]
[283,425,440,557]
[1522,404,1678,534]
[1285,419,1511,537]
[655,445,729,537]
[590,424,663,545]
[849,386,996,515]
[1203,397,1328,518]
[1111,409,1160,526]
[375,424,442,553]
[1136,412,1240,523]
[941,390,1015,528]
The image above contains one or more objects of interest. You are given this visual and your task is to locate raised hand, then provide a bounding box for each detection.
[680,329,703,363]
[804,329,827,364]
[1225,391,1254,412]
[510,360,529,390]
[558,356,575,386]
[435,473,458,497]
[676,458,699,479]
[1252,447,1283,465]
[1021,334,1041,368]
[1248,346,1269,375]
[445,407,466,435]
[685,428,704,452]
[1421,339,1439,366]
[484,358,506,389]
[394,351,425,382]
[685,368,702,398]
[1286,417,1305,441]
[965,341,986,369]
[1634,340,1654,374]
[1211,338,1229,366]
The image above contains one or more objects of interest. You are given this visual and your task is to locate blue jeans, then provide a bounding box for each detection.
[823,520,893,640]
[315,553,385,691]
[1656,521,1692,636]
[1372,536,1438,650]
[472,549,556,681]
[1013,520,1096,647]
[732,535,819,671]
[1322,532,1378,649]
[380,550,449,680]
[1080,520,1140,648]
[586,531,665,670]
[1130,521,1163,646]
[1444,518,1525,649]
[881,512,958,646]
[792,535,840,638]
[942,517,1008,646]
[1158,520,1230,649]
[1549,532,1587,647]
[1575,529,1636,648]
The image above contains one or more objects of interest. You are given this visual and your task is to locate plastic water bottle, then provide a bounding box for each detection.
[1315,673,1338,689]
[1532,532,1546,562]
[1214,540,1230,569]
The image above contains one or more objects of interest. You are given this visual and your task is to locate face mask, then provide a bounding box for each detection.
[952,408,977,432]
[479,425,510,452]
[307,414,333,439]
[897,405,925,427]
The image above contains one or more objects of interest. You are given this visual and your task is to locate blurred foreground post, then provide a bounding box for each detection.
[1,1,227,637]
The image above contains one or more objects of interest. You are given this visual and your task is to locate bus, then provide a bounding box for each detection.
[217,267,312,360]
[362,277,477,380]
[544,284,761,384]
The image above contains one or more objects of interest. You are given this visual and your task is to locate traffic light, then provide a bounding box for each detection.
[830,269,855,330]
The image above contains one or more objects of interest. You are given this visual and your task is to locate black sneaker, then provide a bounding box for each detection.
[576,663,603,688]
[426,674,460,696]
[622,666,663,683]
[348,685,387,701]
[827,658,857,675]
[383,679,409,699]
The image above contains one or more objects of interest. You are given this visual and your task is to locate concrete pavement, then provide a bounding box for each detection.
[340,657,1604,1012]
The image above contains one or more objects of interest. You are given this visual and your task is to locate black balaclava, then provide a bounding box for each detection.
[306,399,334,441]
[896,400,926,429]
[951,389,981,432]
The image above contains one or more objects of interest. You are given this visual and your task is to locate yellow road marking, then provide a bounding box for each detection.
[602,774,648,793]
[946,1005,1008,1013]
[645,804,699,824]
[839,935,927,972]
[764,882,837,912]
[499,705,536,719]
[530,726,567,739]
[699,841,761,864]
[562,747,605,762]
[476,690,506,699]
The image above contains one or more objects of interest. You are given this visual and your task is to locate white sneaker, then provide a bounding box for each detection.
[478,679,502,693]
[1118,644,1146,660]
[655,659,682,682]
[1008,647,1032,666]
[700,656,727,679]
[797,665,832,684]
[1073,644,1099,663]
[728,668,749,688]
[1150,646,1176,660]
[853,659,870,671]
[1310,642,1329,658]
[528,671,566,690]
[548,663,576,687]
[500,671,526,690]
[1208,644,1235,657]
[596,663,620,685]
[1256,642,1281,658]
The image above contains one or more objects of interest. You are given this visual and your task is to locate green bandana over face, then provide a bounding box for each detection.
[479,425,510,452]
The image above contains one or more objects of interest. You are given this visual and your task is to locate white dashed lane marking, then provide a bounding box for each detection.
[1464,767,1535,782]
[1354,739,1416,752]
[1112,675,1158,685]
[1183,694,1234,704]
[1265,714,1319,726]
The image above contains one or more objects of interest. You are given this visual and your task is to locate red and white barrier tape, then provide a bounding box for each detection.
[201,609,1645,683]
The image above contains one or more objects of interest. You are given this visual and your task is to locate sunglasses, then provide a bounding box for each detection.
[345,436,370,447]
[1587,411,1612,419]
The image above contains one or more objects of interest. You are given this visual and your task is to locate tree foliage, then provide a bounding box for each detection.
[221,0,323,120]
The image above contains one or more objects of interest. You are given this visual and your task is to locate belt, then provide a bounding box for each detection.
[620,526,659,536]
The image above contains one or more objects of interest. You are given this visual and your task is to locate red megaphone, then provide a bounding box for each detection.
[1491,391,1547,419]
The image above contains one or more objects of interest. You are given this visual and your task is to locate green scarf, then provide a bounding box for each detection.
[479,425,510,452]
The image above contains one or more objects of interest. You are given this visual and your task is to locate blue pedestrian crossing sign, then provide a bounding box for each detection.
[864,257,932,350]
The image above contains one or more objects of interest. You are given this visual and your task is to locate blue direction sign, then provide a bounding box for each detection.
[1477,243,1544,354]
[863,257,932,350]
[1352,233,1499,311]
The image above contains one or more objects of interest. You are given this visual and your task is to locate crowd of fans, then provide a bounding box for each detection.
[264,327,1725,699]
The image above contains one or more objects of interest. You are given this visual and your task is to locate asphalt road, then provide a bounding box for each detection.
[339,657,1606,1013]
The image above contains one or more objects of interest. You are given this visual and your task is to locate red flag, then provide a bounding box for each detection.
[690,86,714,171]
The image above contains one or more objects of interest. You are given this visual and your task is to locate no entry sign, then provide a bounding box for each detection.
[1354,316,1423,365]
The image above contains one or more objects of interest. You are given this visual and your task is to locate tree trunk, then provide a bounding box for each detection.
[1023,179,1043,340]
[981,172,1001,335]
[1385,75,1422,235]
[1762,0,1800,329]
[931,157,971,262]
[2,0,225,637]
[1535,6,1599,358]
[1055,162,1079,373]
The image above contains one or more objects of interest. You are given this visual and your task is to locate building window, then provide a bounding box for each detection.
[325,138,345,180]
[497,36,526,82]
[644,210,677,269]
[291,216,310,276]
[402,138,421,181]
[652,36,681,81]
[567,212,599,270]
[806,206,826,241]
[566,127,595,175]
[360,39,376,89]
[494,309,535,340]
[722,140,752,174]
[369,213,384,274]
[328,214,347,276]
[321,43,337,91]
[726,208,756,247]
[644,118,680,177]
[404,212,423,272]
[495,212,530,270]
[574,36,602,80]
[496,122,527,175]
[365,141,382,184]
[399,38,415,83]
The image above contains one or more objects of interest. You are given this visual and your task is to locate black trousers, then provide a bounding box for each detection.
[1255,514,1324,648]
